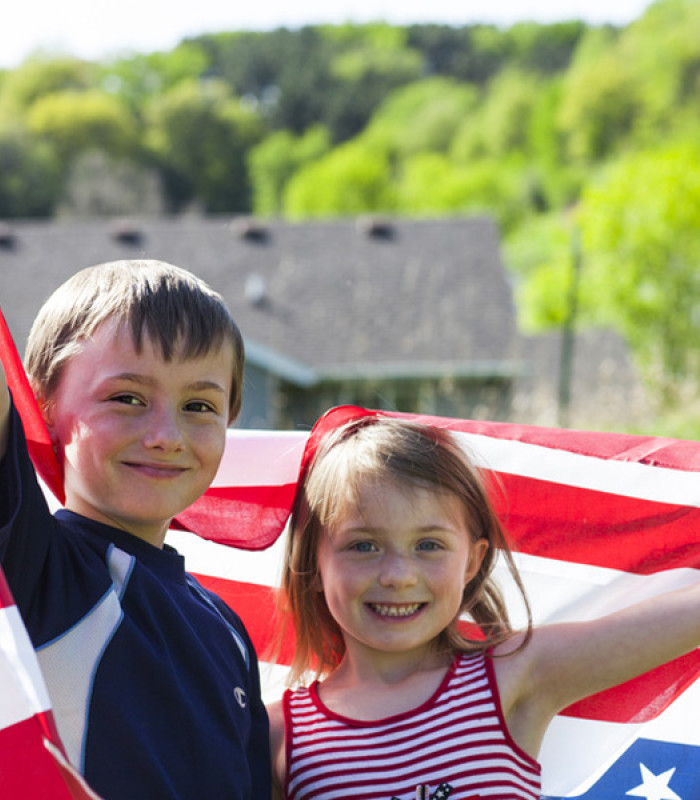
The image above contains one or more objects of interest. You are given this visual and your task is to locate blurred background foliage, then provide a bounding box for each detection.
[2,0,700,434]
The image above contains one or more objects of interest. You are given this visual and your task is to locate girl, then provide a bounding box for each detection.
[268,413,700,800]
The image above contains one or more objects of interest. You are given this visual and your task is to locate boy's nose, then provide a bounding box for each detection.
[378,552,418,588]
[143,406,185,451]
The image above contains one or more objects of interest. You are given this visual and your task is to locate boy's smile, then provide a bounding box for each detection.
[43,320,234,547]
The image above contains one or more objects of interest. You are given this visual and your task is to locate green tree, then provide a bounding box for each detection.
[195,28,337,135]
[506,212,583,330]
[557,29,642,162]
[0,56,97,112]
[364,77,479,157]
[578,141,700,389]
[406,24,508,84]
[612,0,700,144]
[450,69,541,161]
[395,153,526,230]
[504,21,586,74]
[99,44,210,114]
[146,79,263,213]
[0,125,62,217]
[322,24,424,140]
[26,89,138,162]
[283,140,394,217]
[248,125,331,216]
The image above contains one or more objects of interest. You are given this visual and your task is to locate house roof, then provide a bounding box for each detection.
[0,216,521,384]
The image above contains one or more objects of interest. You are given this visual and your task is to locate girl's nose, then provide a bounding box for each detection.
[378,552,418,588]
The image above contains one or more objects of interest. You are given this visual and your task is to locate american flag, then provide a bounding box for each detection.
[2,312,700,799]
[0,555,101,798]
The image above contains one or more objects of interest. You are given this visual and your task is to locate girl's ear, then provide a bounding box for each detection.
[464,538,489,588]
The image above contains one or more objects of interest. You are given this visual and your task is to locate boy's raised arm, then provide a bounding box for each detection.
[0,360,9,461]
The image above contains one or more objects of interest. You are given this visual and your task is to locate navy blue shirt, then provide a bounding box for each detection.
[0,403,270,799]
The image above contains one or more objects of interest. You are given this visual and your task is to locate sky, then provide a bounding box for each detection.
[2,0,654,70]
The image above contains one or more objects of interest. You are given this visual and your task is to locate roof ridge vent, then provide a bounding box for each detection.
[232,217,269,244]
[111,220,143,246]
[0,223,16,250]
[245,273,267,307]
[356,216,395,240]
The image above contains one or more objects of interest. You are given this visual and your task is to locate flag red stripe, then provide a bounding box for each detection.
[0,309,64,503]
[384,410,700,473]
[561,651,700,722]
[495,473,700,573]
[172,485,297,550]
[0,564,15,610]
[0,717,82,799]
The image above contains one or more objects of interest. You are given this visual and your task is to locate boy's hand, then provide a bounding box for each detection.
[0,359,9,460]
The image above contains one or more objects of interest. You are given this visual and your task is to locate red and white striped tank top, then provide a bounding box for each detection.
[283,652,541,800]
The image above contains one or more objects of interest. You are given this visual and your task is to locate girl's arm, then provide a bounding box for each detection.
[267,698,286,800]
[496,579,700,758]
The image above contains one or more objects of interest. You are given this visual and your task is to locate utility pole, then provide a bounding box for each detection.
[558,223,582,428]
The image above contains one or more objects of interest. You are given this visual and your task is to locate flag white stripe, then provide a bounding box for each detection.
[213,427,700,507]
[0,605,52,729]
[209,431,307,487]
[451,430,700,506]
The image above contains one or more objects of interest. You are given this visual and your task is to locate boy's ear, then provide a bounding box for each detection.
[36,392,59,447]
[464,538,489,587]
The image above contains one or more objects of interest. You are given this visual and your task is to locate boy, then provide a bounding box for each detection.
[0,260,270,799]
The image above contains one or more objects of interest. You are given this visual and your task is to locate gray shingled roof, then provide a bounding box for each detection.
[0,216,520,383]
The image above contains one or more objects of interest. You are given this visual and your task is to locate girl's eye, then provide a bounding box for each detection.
[349,541,377,553]
[417,540,443,552]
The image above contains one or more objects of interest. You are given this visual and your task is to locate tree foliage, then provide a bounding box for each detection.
[284,141,395,217]
[0,126,62,217]
[145,79,263,213]
[248,125,331,216]
[0,56,97,112]
[27,89,137,161]
[578,141,700,388]
[363,77,479,157]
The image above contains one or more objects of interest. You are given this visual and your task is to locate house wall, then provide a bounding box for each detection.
[274,376,514,431]
[238,362,277,429]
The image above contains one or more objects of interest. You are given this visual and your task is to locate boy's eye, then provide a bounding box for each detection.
[112,394,142,406]
[184,401,216,413]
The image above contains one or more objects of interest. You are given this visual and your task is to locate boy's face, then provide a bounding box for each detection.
[42,319,235,547]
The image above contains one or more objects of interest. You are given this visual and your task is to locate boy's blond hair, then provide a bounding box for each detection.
[25,259,244,422]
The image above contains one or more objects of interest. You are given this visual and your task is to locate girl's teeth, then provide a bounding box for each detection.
[371,604,421,617]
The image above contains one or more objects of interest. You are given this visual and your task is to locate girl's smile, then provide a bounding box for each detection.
[367,602,425,618]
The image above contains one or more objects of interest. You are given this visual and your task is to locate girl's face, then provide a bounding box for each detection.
[316,477,488,671]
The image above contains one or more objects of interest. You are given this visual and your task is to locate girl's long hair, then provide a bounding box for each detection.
[275,416,531,686]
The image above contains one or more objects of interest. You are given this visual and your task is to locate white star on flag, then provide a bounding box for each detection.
[626,764,682,800]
